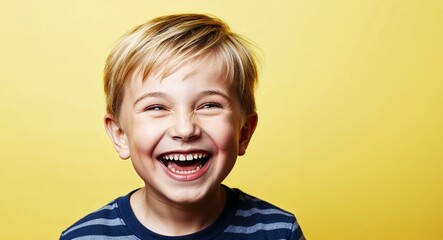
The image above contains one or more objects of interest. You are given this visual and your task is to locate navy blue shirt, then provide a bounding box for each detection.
[61,186,305,240]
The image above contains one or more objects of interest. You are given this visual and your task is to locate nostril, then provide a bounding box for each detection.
[172,132,199,142]
[170,115,201,141]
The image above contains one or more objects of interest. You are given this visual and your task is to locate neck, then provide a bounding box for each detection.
[130,185,227,236]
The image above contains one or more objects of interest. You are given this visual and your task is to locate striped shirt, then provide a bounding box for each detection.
[60,186,305,240]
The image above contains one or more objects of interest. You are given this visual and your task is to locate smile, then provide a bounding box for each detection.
[159,152,211,177]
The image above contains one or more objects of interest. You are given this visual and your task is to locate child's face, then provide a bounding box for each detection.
[105,55,257,204]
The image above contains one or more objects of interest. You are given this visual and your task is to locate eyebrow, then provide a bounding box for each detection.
[133,92,167,107]
[133,89,232,107]
[200,90,232,103]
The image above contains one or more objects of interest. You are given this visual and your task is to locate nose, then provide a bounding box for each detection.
[169,111,201,142]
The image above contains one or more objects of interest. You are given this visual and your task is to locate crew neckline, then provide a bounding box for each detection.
[117,185,238,240]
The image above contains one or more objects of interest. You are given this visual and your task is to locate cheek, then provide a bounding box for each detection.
[203,118,241,151]
[127,120,168,156]
[127,122,168,180]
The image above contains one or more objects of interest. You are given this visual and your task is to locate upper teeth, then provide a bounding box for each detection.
[162,153,207,161]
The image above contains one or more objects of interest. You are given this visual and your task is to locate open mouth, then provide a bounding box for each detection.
[159,152,211,175]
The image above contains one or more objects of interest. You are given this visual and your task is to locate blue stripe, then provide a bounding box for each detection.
[72,236,138,240]
[224,222,293,234]
[97,203,118,211]
[62,218,125,236]
[235,207,293,217]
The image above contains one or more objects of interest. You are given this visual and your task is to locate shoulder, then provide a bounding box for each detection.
[223,188,305,240]
[60,193,136,240]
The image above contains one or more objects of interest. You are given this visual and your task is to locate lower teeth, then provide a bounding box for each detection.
[167,164,202,174]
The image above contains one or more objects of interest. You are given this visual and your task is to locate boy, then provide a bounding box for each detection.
[61,14,305,240]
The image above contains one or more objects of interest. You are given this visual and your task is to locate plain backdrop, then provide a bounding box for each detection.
[0,0,442,239]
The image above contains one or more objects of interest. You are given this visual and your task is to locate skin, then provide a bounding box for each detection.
[104,54,258,236]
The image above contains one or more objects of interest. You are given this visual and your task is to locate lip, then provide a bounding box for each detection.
[156,149,212,181]
[158,157,212,181]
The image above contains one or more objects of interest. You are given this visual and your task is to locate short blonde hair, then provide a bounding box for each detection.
[104,13,259,122]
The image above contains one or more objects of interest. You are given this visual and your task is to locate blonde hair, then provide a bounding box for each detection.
[104,13,259,122]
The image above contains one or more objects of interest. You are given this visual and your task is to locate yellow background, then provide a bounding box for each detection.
[1,0,442,239]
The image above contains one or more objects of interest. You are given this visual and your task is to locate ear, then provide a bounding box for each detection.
[104,114,130,160]
[238,112,258,156]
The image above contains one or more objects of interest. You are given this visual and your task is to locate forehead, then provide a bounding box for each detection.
[133,53,230,87]
[139,48,234,83]
[124,54,234,97]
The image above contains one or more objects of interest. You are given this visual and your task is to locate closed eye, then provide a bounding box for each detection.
[200,102,222,109]
[196,102,224,116]
[145,105,167,111]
